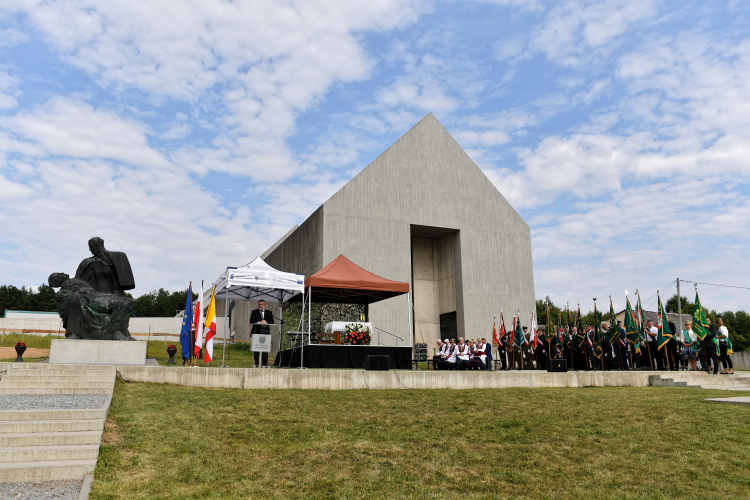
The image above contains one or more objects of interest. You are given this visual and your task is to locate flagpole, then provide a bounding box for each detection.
[222,269,228,368]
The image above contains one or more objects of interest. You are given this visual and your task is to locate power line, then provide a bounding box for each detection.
[680,280,750,291]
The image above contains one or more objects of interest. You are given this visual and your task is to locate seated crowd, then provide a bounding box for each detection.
[432,337,491,370]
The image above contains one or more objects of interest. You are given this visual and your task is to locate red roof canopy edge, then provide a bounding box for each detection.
[306,254,409,293]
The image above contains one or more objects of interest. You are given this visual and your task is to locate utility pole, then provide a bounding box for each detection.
[676,278,682,330]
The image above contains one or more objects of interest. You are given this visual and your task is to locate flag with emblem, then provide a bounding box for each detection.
[624,294,640,353]
[193,281,204,358]
[179,283,193,360]
[203,284,217,364]
[657,294,672,351]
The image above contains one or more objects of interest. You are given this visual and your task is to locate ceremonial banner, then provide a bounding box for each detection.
[624,295,640,352]
[656,294,671,351]
[203,285,217,363]
[179,283,193,360]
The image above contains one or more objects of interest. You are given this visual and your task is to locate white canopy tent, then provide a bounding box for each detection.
[211,256,305,367]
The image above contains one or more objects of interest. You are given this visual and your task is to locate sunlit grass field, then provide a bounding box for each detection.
[91,382,750,499]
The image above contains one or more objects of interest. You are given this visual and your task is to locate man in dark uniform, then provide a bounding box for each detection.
[667,319,679,370]
[615,321,629,370]
[250,299,274,366]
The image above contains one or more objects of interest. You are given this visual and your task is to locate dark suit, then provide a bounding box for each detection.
[250,308,274,366]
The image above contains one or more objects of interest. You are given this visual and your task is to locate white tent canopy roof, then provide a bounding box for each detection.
[211,256,305,303]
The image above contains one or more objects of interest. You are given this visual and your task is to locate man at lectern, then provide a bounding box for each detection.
[250,299,274,366]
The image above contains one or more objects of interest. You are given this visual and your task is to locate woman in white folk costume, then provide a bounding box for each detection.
[716,317,733,374]
[472,338,488,370]
[682,321,698,371]
[456,337,471,370]
[444,339,457,370]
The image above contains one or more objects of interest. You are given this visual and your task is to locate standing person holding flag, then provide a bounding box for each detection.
[203,285,217,365]
[593,300,603,369]
[193,281,204,360]
[692,285,719,374]
[624,291,641,370]
[546,302,555,362]
[497,311,508,370]
[656,292,672,370]
[636,290,653,370]
[179,283,193,366]
[512,314,523,370]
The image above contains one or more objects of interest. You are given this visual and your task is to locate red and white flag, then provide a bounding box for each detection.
[203,285,217,363]
[529,311,537,349]
[193,281,204,358]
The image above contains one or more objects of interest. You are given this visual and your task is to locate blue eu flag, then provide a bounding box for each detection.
[180,284,193,360]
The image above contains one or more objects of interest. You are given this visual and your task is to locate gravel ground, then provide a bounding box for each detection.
[0,480,83,500]
[0,394,107,410]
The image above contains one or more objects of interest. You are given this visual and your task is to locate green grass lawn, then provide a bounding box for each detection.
[91,383,750,500]
[145,340,274,367]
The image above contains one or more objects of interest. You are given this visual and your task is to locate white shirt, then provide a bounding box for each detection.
[473,343,487,361]
[647,326,658,342]
[718,325,729,340]
[447,345,457,363]
[456,344,470,361]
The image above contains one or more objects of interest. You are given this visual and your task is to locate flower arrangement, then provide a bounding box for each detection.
[16,342,26,347]
[167,345,177,350]
[344,323,371,345]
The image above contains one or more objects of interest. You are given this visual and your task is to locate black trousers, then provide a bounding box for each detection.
[601,340,613,370]
[666,338,679,370]
[497,346,507,370]
[254,351,269,366]
[719,344,733,370]
[699,346,719,374]
[615,342,629,370]
[573,346,586,371]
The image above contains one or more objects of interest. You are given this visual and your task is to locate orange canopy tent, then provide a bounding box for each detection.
[297,254,409,304]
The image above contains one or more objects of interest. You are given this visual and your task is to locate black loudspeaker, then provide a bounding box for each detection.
[546,359,568,372]
[364,355,390,371]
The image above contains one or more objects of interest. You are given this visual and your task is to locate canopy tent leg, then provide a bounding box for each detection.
[278,289,283,360]
[221,270,228,368]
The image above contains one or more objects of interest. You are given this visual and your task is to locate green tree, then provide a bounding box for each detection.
[666,294,694,315]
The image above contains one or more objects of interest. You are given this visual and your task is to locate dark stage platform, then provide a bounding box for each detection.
[274,345,412,369]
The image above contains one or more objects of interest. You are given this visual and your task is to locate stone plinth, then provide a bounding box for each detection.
[49,339,147,365]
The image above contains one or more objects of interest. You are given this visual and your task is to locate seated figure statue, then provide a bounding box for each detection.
[49,237,137,341]
[49,272,135,341]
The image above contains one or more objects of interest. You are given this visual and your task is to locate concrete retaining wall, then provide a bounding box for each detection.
[115,366,653,390]
[731,351,750,370]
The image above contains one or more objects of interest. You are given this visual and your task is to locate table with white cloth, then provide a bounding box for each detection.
[321,322,373,344]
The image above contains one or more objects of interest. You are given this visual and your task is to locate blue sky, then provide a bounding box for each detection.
[1,0,749,313]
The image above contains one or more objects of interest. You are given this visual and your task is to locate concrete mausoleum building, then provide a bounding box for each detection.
[261,113,535,351]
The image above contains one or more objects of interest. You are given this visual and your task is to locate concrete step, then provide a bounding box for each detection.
[8,364,115,371]
[2,374,113,382]
[0,409,107,421]
[0,444,99,462]
[0,459,97,481]
[0,431,102,447]
[0,381,114,389]
[0,388,112,395]
[698,385,750,391]
[0,419,105,434]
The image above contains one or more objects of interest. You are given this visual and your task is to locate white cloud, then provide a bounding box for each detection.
[530,0,660,65]
[2,97,168,167]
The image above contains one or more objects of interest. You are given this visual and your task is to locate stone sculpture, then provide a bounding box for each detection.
[49,237,136,340]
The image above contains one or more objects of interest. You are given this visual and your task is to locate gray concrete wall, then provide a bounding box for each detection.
[115,365,652,390]
[264,206,324,280]
[260,113,535,349]
[732,351,750,370]
[320,114,535,346]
